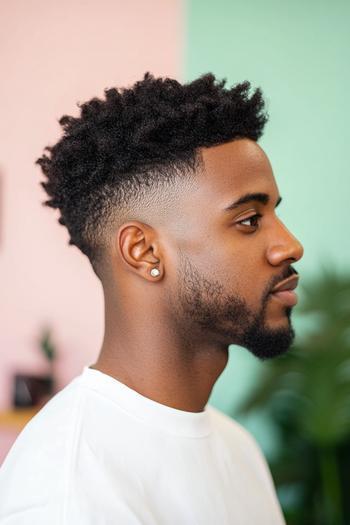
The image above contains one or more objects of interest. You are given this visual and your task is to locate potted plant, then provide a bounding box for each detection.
[13,327,56,408]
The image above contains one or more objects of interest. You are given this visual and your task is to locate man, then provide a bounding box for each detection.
[0,73,303,524]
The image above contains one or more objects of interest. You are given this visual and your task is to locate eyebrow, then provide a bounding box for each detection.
[223,192,282,212]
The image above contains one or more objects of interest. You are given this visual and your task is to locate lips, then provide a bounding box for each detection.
[270,275,299,307]
[271,275,299,293]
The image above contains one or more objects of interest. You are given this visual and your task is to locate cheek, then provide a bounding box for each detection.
[177,227,267,305]
[214,246,266,305]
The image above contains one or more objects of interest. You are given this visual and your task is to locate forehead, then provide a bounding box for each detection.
[196,138,278,203]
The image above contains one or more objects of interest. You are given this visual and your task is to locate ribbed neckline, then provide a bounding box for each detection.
[79,366,212,438]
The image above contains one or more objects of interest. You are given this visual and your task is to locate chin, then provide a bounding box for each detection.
[240,316,295,360]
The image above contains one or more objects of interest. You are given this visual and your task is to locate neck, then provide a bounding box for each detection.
[91,305,229,413]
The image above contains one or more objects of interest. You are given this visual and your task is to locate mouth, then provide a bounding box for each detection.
[269,274,299,307]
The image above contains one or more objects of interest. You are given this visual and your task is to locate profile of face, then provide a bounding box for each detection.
[165,138,304,360]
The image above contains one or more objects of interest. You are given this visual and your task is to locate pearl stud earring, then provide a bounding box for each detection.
[150,268,160,277]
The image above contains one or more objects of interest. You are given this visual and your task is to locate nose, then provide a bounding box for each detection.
[266,218,304,266]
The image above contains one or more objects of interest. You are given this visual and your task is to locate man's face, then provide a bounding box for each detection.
[166,138,304,360]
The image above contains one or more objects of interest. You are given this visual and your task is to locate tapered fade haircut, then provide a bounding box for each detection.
[36,72,268,278]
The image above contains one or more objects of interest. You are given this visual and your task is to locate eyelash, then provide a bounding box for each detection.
[237,214,262,230]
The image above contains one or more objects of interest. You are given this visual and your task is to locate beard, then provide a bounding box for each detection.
[175,252,295,360]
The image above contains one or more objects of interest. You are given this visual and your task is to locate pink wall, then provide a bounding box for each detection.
[0,0,183,410]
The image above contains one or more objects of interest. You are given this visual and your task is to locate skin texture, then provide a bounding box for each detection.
[91,138,304,412]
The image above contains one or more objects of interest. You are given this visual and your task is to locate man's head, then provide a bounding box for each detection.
[37,73,303,360]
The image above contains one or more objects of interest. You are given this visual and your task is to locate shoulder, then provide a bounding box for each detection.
[6,376,85,458]
[0,377,85,519]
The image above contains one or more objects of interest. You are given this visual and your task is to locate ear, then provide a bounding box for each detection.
[117,221,163,281]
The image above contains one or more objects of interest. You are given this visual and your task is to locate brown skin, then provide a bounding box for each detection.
[91,138,304,412]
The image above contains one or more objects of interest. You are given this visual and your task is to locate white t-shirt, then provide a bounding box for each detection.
[0,367,285,524]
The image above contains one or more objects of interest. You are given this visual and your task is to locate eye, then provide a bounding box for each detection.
[236,214,262,230]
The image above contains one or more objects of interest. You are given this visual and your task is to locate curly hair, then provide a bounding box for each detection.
[36,72,268,278]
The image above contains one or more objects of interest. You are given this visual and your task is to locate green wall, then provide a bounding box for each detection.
[185,0,350,459]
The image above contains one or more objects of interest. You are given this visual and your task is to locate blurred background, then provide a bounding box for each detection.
[1,1,349,523]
